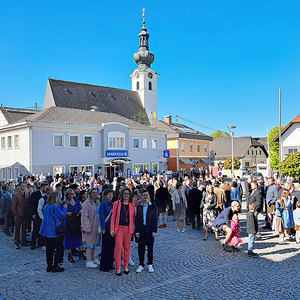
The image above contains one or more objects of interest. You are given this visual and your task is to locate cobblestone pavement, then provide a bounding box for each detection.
[1,202,299,300]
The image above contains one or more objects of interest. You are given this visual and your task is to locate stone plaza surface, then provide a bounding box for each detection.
[0,204,299,300]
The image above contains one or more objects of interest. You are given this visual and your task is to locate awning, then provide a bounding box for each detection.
[180,159,194,165]
[201,159,214,164]
[105,158,131,165]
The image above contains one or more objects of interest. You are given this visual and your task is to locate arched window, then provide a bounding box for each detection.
[148,81,152,90]
[137,81,139,90]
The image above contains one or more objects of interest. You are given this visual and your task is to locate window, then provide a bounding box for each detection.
[288,149,298,154]
[70,135,79,148]
[181,142,185,153]
[151,139,158,149]
[204,144,207,153]
[142,138,148,149]
[259,150,262,155]
[109,137,124,148]
[197,144,200,153]
[247,150,249,155]
[7,136,12,149]
[251,150,254,155]
[245,162,250,167]
[1,137,5,150]
[256,150,257,155]
[149,81,152,90]
[84,136,93,148]
[190,143,193,153]
[133,138,139,149]
[133,164,149,174]
[54,135,63,147]
[137,81,139,90]
[152,163,158,173]
[14,135,20,149]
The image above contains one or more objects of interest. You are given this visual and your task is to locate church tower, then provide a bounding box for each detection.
[130,8,159,124]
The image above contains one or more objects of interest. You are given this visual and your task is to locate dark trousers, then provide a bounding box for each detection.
[100,223,115,271]
[14,215,30,246]
[4,212,12,234]
[190,210,201,229]
[45,236,64,268]
[31,216,45,246]
[138,226,154,267]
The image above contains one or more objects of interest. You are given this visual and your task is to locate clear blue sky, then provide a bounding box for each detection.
[1,0,299,137]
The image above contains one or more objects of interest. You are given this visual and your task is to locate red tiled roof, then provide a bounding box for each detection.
[274,114,300,142]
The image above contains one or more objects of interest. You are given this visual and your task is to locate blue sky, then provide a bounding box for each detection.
[1,0,299,137]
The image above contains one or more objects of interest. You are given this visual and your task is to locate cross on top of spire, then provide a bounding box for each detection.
[142,7,146,27]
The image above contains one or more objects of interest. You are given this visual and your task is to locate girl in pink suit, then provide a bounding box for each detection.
[110,187,135,276]
[228,214,243,247]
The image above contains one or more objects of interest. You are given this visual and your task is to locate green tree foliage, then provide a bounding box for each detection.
[268,125,285,170]
[280,152,300,178]
[210,130,230,139]
[224,157,241,170]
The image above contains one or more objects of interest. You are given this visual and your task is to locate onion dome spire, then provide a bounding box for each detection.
[133,8,155,69]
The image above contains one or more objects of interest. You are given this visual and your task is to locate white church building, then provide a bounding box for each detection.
[0,12,168,181]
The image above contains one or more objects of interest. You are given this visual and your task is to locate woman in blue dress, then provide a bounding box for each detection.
[61,188,86,263]
[281,190,294,239]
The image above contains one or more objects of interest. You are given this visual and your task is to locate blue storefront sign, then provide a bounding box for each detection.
[106,150,128,157]
[163,150,170,158]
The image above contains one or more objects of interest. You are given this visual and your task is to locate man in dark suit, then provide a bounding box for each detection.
[247,181,263,213]
[188,181,202,230]
[135,189,158,273]
[245,176,252,207]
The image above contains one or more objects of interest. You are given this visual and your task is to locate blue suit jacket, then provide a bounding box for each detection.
[135,203,158,237]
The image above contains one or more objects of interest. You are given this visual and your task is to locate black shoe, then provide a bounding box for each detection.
[192,226,196,230]
[248,251,258,258]
[262,224,272,230]
[52,266,65,272]
[5,232,12,237]
[47,266,52,272]
[231,246,240,251]
[223,244,232,252]
[116,271,121,276]
[197,228,201,231]
[30,245,36,250]
[124,270,129,275]
[72,250,79,256]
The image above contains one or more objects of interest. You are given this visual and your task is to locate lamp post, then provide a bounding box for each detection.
[228,126,236,178]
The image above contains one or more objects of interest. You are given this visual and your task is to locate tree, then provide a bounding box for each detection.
[268,125,285,170]
[210,130,230,139]
[280,152,300,178]
[223,157,241,170]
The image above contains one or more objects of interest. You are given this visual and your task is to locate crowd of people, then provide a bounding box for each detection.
[0,171,300,273]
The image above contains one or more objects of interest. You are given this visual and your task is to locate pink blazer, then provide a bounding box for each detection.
[110,200,135,235]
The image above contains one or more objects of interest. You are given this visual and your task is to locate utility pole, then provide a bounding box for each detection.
[278,87,282,182]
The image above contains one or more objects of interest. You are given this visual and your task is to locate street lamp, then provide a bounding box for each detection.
[228,126,236,178]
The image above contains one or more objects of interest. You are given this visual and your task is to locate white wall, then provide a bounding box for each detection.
[31,127,102,171]
[0,127,30,169]
[282,123,300,155]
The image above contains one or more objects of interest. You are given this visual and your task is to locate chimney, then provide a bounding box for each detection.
[164,115,172,124]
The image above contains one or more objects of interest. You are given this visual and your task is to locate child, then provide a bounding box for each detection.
[275,198,285,244]
[228,214,243,249]
[246,203,258,257]
[293,200,300,244]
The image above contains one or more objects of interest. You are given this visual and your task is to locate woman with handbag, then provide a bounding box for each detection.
[40,191,68,272]
[110,187,135,276]
[61,188,86,263]
[81,188,101,268]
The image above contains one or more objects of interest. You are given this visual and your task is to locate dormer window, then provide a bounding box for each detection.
[137,81,139,90]
[149,81,152,90]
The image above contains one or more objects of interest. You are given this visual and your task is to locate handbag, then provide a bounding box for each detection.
[53,206,65,236]
[65,203,82,237]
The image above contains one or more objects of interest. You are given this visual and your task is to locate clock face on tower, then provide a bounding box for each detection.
[148,72,153,79]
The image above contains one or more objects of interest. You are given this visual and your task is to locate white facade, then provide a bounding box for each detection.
[281,123,300,159]
[130,68,158,124]
[0,120,167,180]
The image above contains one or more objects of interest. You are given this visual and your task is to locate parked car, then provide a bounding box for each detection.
[252,172,263,181]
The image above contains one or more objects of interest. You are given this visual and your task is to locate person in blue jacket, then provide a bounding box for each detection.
[98,189,115,272]
[40,191,67,272]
